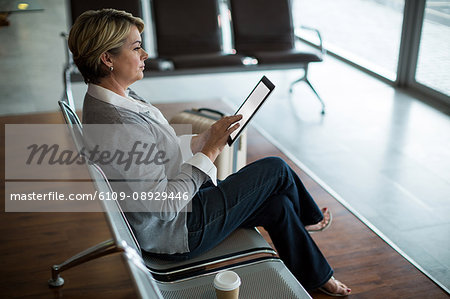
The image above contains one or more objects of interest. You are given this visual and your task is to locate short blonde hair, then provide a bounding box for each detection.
[68,9,144,84]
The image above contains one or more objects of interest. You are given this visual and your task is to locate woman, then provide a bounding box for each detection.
[68,9,351,296]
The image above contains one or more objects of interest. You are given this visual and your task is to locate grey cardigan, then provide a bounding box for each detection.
[82,90,209,254]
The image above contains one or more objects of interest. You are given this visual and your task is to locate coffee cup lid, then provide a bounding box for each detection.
[214,271,241,291]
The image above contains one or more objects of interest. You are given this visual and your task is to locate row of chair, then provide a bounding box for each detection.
[63,0,326,114]
[49,100,312,298]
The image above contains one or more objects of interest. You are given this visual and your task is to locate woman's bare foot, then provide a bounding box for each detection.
[319,276,351,297]
[306,207,332,232]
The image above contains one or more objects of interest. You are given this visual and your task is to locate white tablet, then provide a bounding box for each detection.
[228,76,275,146]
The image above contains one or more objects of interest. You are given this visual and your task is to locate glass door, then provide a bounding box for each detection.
[293,0,405,81]
[415,0,450,97]
[293,0,450,105]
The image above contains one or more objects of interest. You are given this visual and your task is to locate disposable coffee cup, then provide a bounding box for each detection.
[213,271,241,299]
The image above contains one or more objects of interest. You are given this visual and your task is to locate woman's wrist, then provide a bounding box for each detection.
[190,135,203,154]
[201,147,219,162]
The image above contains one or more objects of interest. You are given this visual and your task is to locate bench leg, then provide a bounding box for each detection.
[304,77,326,115]
[289,67,307,94]
[289,65,326,115]
[48,239,122,287]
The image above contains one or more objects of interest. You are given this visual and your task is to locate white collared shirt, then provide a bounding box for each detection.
[86,83,217,185]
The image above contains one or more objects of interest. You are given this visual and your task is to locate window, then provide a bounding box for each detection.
[293,0,405,80]
[415,1,450,96]
[293,0,450,104]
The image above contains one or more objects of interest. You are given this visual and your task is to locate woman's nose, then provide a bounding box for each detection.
[141,48,149,60]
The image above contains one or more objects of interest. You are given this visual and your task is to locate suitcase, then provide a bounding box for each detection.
[170,108,247,180]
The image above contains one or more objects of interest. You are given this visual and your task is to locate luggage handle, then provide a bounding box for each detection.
[193,108,225,118]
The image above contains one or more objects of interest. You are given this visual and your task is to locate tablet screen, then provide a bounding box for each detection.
[228,76,275,146]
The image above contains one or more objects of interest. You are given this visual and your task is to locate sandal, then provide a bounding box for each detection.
[318,276,351,297]
[306,207,332,233]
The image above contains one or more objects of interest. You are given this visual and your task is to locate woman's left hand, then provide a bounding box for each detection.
[191,115,242,162]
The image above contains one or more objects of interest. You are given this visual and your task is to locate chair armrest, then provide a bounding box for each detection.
[60,32,72,65]
[295,26,325,55]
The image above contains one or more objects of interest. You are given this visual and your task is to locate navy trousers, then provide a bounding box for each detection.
[185,157,333,290]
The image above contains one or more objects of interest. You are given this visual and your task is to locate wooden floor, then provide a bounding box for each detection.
[0,105,447,298]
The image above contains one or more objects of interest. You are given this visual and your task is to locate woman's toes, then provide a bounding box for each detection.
[306,207,331,232]
[322,277,351,296]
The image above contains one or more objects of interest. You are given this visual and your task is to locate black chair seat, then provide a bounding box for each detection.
[167,53,253,69]
[251,50,322,65]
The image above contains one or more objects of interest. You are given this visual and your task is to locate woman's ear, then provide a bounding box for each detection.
[100,52,114,69]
